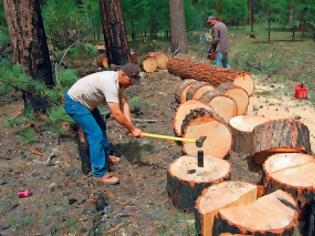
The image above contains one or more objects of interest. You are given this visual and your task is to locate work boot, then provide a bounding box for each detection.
[94,173,119,185]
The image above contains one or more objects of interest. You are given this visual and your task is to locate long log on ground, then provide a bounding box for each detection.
[199,90,238,122]
[195,181,257,236]
[173,100,212,136]
[251,119,312,165]
[217,83,249,115]
[167,155,231,211]
[229,115,270,154]
[213,190,298,236]
[263,153,315,221]
[175,79,197,104]
[167,58,254,96]
[181,108,232,159]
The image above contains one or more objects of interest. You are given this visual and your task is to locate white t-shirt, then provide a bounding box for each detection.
[67,71,120,110]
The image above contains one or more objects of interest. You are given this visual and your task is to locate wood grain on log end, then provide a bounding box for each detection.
[213,190,298,236]
[186,82,209,101]
[233,72,254,96]
[167,155,231,212]
[181,108,232,159]
[229,115,270,154]
[192,84,216,100]
[195,181,257,236]
[175,79,196,103]
[142,55,157,72]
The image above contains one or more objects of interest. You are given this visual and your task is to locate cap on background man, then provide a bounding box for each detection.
[121,63,141,84]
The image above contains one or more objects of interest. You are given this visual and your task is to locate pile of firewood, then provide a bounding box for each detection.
[166,57,314,236]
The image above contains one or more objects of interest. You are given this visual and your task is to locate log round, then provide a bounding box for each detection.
[186,82,209,101]
[151,52,169,69]
[180,80,200,104]
[251,119,312,165]
[195,181,257,236]
[181,108,232,159]
[263,153,315,219]
[173,100,212,136]
[228,115,270,154]
[213,190,298,236]
[166,58,254,96]
[142,56,157,72]
[167,155,231,211]
[96,54,109,69]
[199,90,238,122]
[192,84,216,100]
[175,79,196,104]
[217,83,249,115]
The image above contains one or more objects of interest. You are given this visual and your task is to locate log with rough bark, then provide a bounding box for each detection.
[199,90,238,122]
[186,82,210,101]
[167,155,231,211]
[263,153,315,220]
[142,54,158,72]
[195,181,257,236]
[181,108,232,159]
[173,100,212,136]
[175,79,196,103]
[217,83,249,115]
[167,58,254,96]
[213,190,298,236]
[149,52,169,69]
[251,119,312,165]
[96,54,109,69]
[229,115,270,154]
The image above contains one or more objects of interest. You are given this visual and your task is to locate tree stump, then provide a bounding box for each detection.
[228,115,270,154]
[199,90,238,122]
[149,52,169,69]
[142,55,157,72]
[96,54,109,69]
[173,100,212,136]
[167,58,254,96]
[167,155,231,211]
[186,82,210,101]
[175,79,197,104]
[263,153,315,220]
[251,119,312,165]
[181,108,232,159]
[195,181,257,236]
[217,83,249,115]
[213,190,298,236]
[192,84,216,100]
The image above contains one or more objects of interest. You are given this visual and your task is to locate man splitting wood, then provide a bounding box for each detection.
[64,63,142,184]
[207,15,230,68]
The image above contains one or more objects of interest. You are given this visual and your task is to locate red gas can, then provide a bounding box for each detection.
[18,189,32,198]
[295,83,308,100]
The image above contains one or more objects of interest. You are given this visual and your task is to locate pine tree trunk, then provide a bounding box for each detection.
[169,0,188,53]
[3,0,54,111]
[99,0,129,65]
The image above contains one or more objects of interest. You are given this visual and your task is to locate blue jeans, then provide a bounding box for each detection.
[64,94,109,177]
[215,52,230,68]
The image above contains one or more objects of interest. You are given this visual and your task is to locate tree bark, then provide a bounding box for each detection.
[167,58,254,96]
[169,0,188,53]
[3,0,54,111]
[99,0,129,65]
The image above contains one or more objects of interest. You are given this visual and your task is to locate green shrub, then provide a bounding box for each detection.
[129,96,150,113]
[4,116,22,128]
[17,127,38,144]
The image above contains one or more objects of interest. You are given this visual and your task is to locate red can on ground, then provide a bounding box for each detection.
[295,83,308,100]
[18,189,32,198]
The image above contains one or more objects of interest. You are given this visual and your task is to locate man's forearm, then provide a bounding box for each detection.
[123,102,132,123]
[112,110,135,131]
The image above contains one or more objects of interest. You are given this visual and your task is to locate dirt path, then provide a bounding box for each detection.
[0,72,313,235]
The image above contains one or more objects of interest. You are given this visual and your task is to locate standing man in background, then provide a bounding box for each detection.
[207,15,230,68]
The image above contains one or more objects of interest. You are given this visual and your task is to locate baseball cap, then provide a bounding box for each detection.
[207,15,216,22]
[121,63,141,84]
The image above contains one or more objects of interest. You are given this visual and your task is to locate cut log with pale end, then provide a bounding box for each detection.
[150,52,169,69]
[175,79,196,103]
[128,52,139,64]
[96,54,109,69]
[263,153,315,219]
[199,90,238,122]
[167,155,231,211]
[195,181,257,236]
[229,115,270,154]
[213,190,298,236]
[181,108,232,159]
[142,55,157,72]
[167,58,254,96]
[217,83,249,115]
[186,82,209,101]
[173,100,212,136]
[192,84,216,100]
[251,119,312,165]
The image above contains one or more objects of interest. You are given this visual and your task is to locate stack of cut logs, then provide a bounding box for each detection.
[96,52,169,73]
[166,58,314,236]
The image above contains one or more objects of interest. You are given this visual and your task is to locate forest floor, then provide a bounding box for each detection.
[1,69,315,235]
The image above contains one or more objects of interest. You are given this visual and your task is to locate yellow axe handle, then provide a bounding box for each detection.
[142,132,196,143]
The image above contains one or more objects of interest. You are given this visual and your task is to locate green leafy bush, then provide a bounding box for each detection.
[17,127,38,144]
